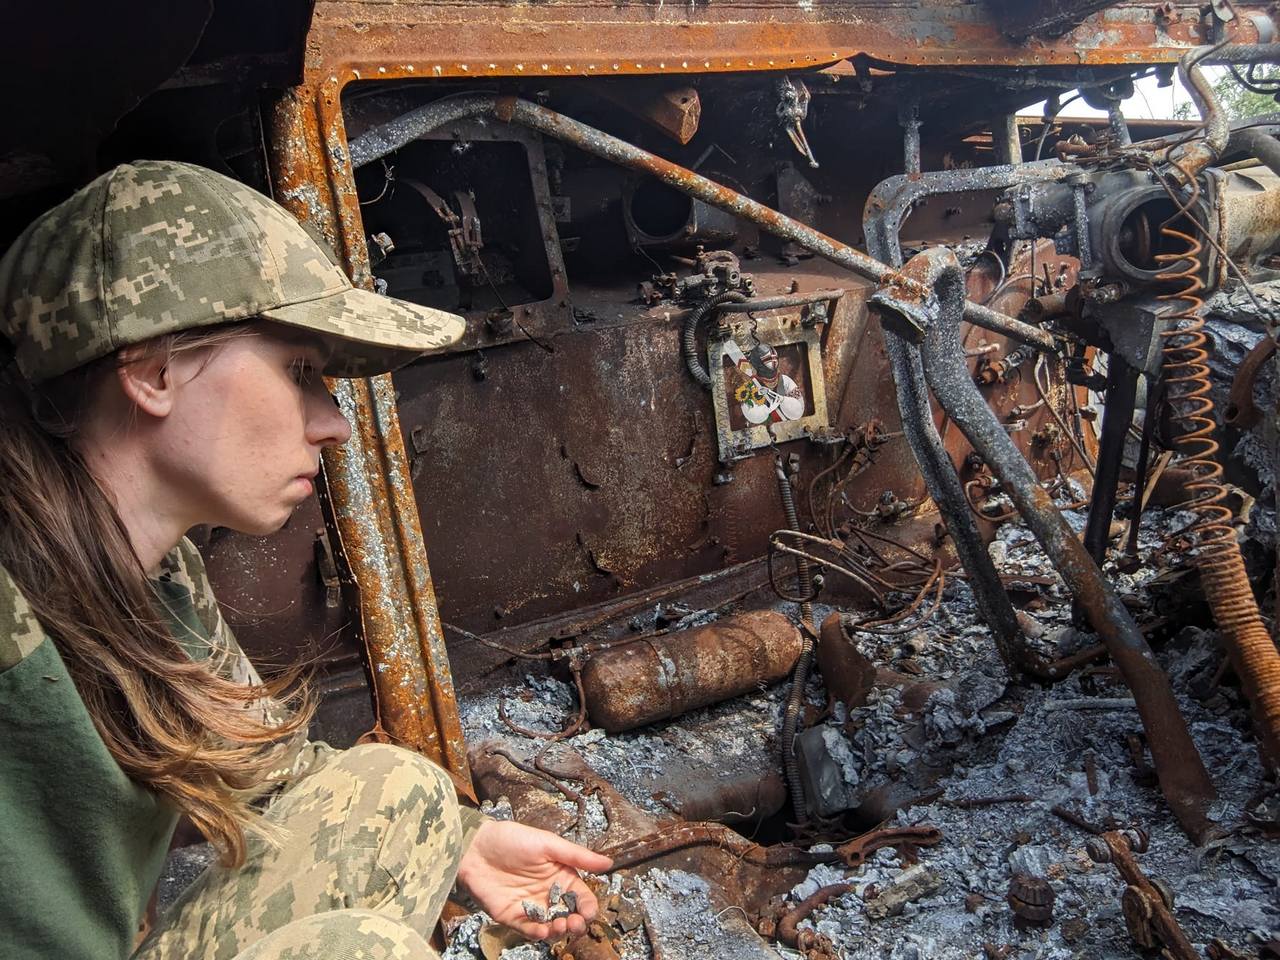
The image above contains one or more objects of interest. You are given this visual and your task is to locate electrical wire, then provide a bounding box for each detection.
[1033,93,1082,162]
[982,272,1035,307]
[1034,353,1097,476]
[1229,62,1280,95]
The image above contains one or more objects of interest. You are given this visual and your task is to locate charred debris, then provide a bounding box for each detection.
[346,54,1280,960]
[392,46,1280,960]
[11,1,1280,958]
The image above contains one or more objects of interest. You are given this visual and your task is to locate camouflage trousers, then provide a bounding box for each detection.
[134,743,464,960]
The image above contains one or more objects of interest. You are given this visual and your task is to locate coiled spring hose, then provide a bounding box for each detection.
[776,456,815,824]
[1158,221,1280,770]
[682,291,748,388]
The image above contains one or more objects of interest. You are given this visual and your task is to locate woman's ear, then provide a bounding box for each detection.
[115,348,174,419]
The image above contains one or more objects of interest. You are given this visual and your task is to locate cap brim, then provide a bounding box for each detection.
[260,287,466,377]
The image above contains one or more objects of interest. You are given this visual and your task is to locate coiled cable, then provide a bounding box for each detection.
[682,291,747,388]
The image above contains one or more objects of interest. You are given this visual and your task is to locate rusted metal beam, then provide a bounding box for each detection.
[992,114,1023,166]
[600,83,701,145]
[304,0,1268,79]
[983,0,1122,41]
[265,88,473,797]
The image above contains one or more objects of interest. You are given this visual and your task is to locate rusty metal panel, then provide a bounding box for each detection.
[394,312,792,633]
[395,262,1083,635]
[303,0,1265,80]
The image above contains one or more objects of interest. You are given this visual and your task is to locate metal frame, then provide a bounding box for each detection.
[355,117,574,352]
[708,317,829,464]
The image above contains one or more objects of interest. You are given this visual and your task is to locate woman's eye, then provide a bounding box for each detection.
[290,360,315,385]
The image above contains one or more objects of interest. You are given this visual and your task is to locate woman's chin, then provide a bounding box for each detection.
[231,510,295,538]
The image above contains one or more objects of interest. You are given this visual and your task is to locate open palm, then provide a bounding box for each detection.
[456,820,613,940]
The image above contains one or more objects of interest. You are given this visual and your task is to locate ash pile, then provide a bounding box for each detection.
[444,493,1280,960]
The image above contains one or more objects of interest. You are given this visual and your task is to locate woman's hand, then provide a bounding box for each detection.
[456,820,613,940]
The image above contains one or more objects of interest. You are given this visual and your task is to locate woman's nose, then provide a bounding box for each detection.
[307,386,353,448]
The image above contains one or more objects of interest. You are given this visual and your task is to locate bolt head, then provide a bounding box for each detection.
[1086,837,1112,863]
[1123,828,1149,853]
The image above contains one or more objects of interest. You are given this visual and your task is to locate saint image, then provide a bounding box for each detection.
[723,340,806,426]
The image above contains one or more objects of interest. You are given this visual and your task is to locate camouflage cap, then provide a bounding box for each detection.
[0,160,465,384]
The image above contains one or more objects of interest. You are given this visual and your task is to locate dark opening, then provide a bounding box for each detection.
[1115,196,1198,275]
[629,177,693,239]
[355,139,555,312]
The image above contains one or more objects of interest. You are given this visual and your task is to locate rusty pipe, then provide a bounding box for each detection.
[883,333,1023,674]
[775,883,852,949]
[872,247,1217,843]
[579,610,802,733]
[862,173,1024,677]
[1173,44,1231,180]
[347,95,1054,352]
[1200,43,1280,65]
[716,289,845,312]
[1228,128,1280,179]
[267,93,473,794]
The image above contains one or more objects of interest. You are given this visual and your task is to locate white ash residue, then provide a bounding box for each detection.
[449,505,1278,960]
[637,869,776,960]
[776,628,1275,959]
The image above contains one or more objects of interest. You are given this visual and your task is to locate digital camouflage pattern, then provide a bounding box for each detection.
[0,160,465,384]
[153,539,313,783]
[224,911,435,960]
[2,537,485,959]
[0,559,45,673]
[156,540,287,724]
[134,743,466,960]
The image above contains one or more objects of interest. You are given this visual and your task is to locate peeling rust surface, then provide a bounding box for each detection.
[245,0,1189,776]
[580,610,802,733]
[303,0,1269,82]
[264,90,473,794]
[902,245,1216,841]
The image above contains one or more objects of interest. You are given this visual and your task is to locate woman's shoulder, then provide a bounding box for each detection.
[0,564,49,672]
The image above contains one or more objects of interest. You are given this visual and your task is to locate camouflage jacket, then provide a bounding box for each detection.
[0,538,303,960]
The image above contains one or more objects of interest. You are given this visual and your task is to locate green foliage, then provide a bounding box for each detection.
[1173,66,1279,120]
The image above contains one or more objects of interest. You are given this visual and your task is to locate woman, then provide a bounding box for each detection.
[0,160,611,960]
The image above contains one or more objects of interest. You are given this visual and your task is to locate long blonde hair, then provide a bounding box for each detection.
[0,328,313,867]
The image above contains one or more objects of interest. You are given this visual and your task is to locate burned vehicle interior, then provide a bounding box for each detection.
[5,0,1280,956]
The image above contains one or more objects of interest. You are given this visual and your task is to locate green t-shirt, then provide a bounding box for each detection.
[0,539,266,960]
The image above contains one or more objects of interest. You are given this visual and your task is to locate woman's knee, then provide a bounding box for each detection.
[336,744,461,841]
[231,909,439,960]
[337,745,465,905]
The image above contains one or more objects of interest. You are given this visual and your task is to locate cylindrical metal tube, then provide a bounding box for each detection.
[581,611,803,733]
[1202,43,1280,64]
[776,456,814,824]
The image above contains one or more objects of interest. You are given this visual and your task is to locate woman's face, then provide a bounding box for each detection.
[151,326,352,536]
